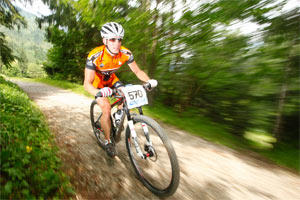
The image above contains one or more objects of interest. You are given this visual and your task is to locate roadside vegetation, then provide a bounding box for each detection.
[10,77,299,171]
[0,76,74,199]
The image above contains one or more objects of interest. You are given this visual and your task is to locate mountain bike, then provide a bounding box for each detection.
[90,83,180,197]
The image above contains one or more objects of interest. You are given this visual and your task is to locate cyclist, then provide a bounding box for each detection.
[84,22,157,157]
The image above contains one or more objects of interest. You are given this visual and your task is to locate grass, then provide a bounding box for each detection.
[9,77,300,171]
[244,130,277,149]
[144,103,299,171]
[142,103,247,148]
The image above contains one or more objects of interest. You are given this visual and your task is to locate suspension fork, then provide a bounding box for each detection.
[137,107,152,146]
[128,120,145,159]
[127,107,152,159]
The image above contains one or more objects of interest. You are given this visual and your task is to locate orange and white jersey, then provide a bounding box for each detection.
[86,45,134,77]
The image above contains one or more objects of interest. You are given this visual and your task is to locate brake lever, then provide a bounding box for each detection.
[143,82,152,91]
[112,88,124,98]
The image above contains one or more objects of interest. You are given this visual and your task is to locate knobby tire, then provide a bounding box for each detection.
[125,115,180,197]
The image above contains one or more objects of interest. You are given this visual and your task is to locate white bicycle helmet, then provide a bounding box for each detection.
[100,22,124,38]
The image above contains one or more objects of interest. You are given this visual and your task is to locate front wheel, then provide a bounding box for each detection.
[125,115,180,197]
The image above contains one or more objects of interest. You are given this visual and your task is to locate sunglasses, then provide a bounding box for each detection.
[108,38,123,42]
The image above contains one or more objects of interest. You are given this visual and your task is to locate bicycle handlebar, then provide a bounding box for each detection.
[112,83,152,98]
[96,83,152,99]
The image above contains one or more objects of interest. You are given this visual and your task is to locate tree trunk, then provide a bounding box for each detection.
[147,0,161,105]
[273,82,288,141]
[273,50,293,141]
[0,54,2,73]
[148,5,160,78]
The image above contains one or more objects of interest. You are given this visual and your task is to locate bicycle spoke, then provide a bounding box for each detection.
[128,121,173,190]
[90,100,105,147]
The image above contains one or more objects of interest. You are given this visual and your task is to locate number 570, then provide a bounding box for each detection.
[128,90,143,100]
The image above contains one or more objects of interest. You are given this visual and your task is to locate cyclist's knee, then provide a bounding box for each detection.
[102,106,111,116]
[96,98,111,116]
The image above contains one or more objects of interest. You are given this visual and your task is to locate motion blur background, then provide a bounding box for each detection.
[1,0,299,161]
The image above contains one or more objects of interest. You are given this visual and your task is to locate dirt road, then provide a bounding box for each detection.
[14,80,300,200]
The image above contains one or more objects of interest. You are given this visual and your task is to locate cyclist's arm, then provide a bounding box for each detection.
[84,68,99,96]
[128,61,150,82]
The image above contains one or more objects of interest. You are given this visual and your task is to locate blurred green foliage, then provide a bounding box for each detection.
[0,0,27,68]
[0,76,74,199]
[0,8,50,78]
[34,0,299,144]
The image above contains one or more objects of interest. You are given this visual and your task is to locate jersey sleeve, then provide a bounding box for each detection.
[86,58,96,70]
[86,48,102,70]
[127,53,134,64]
[121,47,134,64]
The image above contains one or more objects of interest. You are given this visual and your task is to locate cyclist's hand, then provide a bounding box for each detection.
[96,87,113,98]
[145,79,158,91]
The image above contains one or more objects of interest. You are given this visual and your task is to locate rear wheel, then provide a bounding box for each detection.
[90,100,116,148]
[90,100,105,148]
[125,115,180,197]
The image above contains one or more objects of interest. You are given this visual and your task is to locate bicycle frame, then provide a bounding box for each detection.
[110,91,152,159]
[110,93,144,120]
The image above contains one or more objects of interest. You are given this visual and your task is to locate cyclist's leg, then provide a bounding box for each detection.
[96,95,116,156]
[96,97,111,141]
[95,78,112,142]
[93,75,117,156]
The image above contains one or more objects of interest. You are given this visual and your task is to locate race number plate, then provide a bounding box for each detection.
[122,85,148,109]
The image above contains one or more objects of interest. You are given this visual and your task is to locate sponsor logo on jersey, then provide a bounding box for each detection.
[98,69,117,76]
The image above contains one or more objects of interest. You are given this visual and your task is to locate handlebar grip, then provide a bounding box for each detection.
[95,88,115,98]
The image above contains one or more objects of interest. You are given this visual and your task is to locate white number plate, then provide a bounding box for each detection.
[122,85,148,109]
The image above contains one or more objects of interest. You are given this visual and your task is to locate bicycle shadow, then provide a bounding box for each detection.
[107,140,230,200]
